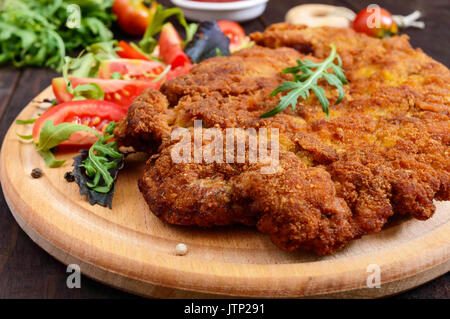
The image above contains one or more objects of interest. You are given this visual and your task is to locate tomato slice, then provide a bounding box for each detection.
[166,63,193,81]
[159,23,191,68]
[33,100,127,146]
[117,41,152,61]
[217,20,246,52]
[98,59,165,81]
[52,77,159,108]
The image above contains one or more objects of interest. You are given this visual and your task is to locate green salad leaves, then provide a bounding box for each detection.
[139,4,198,54]
[34,120,97,168]
[79,122,123,193]
[0,0,115,70]
[30,120,124,207]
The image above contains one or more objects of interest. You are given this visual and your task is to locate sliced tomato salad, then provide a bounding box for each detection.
[117,41,153,61]
[217,20,246,52]
[166,63,193,80]
[52,77,159,108]
[159,23,191,68]
[33,100,127,146]
[98,58,165,81]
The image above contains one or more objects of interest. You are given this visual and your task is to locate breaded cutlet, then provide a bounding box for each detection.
[115,23,450,255]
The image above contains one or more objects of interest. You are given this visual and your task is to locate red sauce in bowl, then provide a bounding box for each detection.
[190,0,244,2]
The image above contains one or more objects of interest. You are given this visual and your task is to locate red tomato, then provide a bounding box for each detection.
[98,59,165,80]
[33,100,127,146]
[117,41,152,61]
[217,20,246,52]
[352,7,398,38]
[113,0,157,36]
[52,77,159,108]
[158,23,191,68]
[166,63,193,81]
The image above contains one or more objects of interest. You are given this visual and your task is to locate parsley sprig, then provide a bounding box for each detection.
[260,44,347,118]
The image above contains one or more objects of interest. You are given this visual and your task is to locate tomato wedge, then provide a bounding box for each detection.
[166,63,193,81]
[159,23,191,68]
[33,100,127,146]
[217,20,246,52]
[52,77,159,108]
[117,41,152,61]
[98,59,165,80]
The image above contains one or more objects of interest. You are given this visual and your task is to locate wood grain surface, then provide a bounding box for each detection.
[0,0,448,298]
[1,85,449,298]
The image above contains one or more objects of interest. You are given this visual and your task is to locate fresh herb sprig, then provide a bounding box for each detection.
[139,4,198,54]
[62,41,119,79]
[80,122,123,193]
[31,120,123,195]
[25,119,124,207]
[260,44,347,118]
[0,0,115,71]
[34,120,98,167]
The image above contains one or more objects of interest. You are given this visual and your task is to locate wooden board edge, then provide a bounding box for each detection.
[5,195,450,299]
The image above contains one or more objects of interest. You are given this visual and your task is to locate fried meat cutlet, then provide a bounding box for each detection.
[115,24,450,255]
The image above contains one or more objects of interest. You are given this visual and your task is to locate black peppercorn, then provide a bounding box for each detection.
[64,171,75,182]
[31,168,43,178]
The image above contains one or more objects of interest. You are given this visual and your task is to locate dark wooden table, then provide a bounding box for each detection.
[0,0,448,298]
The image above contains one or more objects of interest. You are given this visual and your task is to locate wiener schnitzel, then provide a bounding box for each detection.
[115,23,450,255]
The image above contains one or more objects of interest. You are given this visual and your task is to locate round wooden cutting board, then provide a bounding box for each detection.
[1,87,449,298]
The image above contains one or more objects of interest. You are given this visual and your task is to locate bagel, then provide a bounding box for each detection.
[285,4,356,28]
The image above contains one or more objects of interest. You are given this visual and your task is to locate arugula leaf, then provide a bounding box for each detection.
[67,81,105,101]
[111,72,123,79]
[139,4,198,54]
[15,132,33,140]
[260,44,347,118]
[0,0,115,71]
[16,118,37,125]
[79,122,123,193]
[34,120,98,167]
[40,149,67,168]
[72,148,124,208]
[62,41,119,78]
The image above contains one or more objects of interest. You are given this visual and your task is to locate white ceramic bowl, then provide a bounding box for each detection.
[171,0,269,22]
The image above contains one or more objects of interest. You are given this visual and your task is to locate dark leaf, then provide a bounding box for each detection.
[184,21,230,64]
[72,150,124,209]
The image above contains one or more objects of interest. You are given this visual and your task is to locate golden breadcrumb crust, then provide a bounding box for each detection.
[116,24,450,255]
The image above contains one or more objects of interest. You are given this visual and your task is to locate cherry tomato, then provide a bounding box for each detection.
[33,100,127,146]
[117,41,152,61]
[98,59,165,80]
[113,0,157,36]
[217,20,246,52]
[52,77,160,108]
[158,23,191,68]
[352,7,398,38]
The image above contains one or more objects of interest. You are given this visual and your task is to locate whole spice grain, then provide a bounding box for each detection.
[31,168,43,178]
[64,171,75,182]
